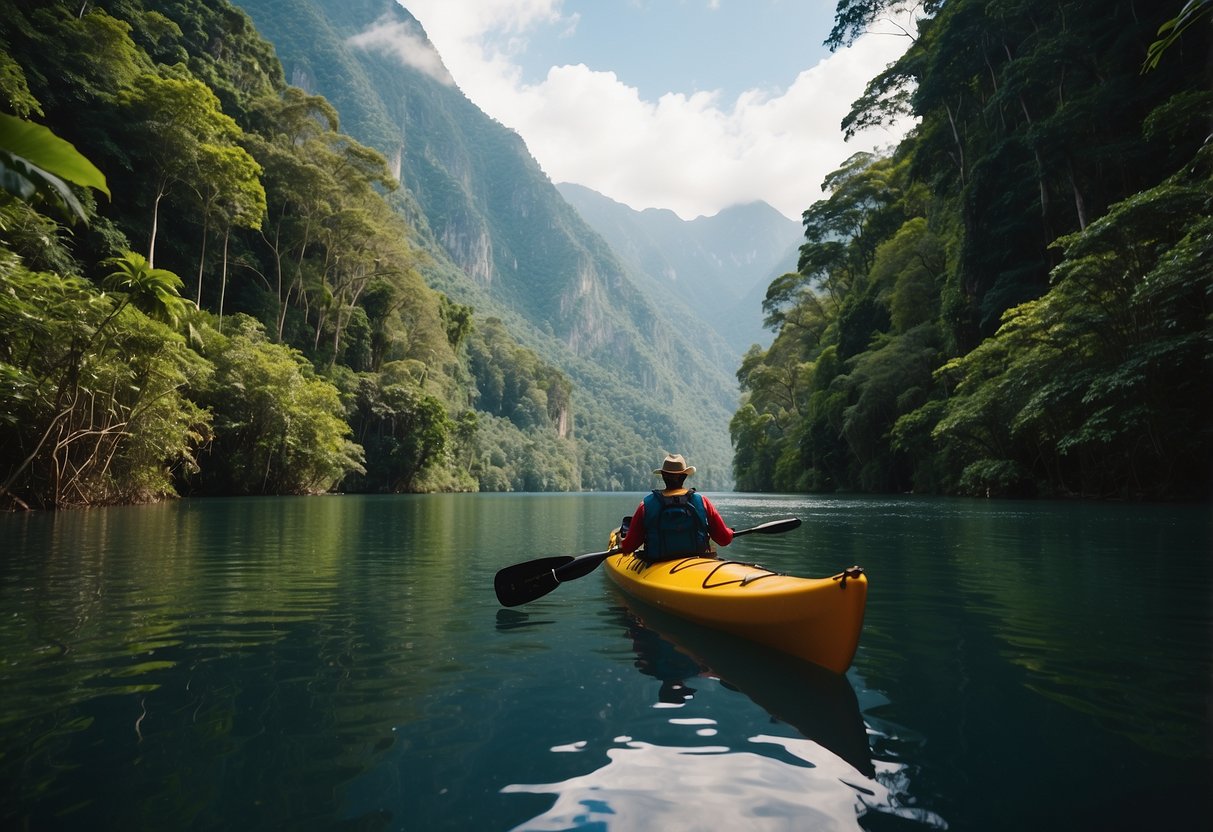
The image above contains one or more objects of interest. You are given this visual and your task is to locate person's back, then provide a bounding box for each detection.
[641,487,710,561]
[617,453,735,560]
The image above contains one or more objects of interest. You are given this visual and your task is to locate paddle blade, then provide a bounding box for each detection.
[494,556,572,607]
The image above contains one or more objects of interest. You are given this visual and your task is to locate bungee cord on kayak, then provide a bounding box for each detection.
[664,557,785,590]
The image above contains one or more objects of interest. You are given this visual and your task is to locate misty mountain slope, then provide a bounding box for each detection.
[557,183,800,355]
[233,0,740,484]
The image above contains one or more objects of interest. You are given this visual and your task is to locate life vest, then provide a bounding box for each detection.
[642,489,710,560]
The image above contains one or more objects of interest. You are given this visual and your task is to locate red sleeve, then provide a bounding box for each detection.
[701,495,734,547]
[618,501,646,553]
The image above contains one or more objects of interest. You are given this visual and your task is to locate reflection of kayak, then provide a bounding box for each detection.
[604,530,867,675]
[612,591,874,778]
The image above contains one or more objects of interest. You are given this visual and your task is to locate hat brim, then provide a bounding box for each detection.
[654,466,695,476]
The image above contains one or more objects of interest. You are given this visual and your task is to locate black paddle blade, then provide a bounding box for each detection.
[494,556,572,607]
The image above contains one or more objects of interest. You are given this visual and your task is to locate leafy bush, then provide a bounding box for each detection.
[185,313,364,495]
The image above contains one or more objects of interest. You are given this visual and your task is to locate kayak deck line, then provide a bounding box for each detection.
[625,554,786,589]
[669,557,780,588]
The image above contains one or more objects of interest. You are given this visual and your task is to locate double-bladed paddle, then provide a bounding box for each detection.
[493,517,802,607]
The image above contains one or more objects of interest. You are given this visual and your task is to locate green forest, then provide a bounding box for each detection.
[1,0,1209,510]
[732,0,1212,500]
[0,0,590,509]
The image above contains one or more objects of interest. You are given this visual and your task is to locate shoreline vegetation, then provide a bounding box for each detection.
[2,0,1209,511]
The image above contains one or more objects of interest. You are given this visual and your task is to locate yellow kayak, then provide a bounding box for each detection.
[604,532,867,675]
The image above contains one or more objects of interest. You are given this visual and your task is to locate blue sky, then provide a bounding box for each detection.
[371,1,917,220]
[506,1,838,104]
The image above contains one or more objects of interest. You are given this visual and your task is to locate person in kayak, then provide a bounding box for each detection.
[617,453,734,562]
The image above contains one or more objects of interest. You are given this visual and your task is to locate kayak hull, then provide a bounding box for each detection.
[603,548,867,675]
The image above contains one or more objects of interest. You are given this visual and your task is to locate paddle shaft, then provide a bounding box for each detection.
[494,517,801,607]
[555,517,799,581]
[730,517,802,538]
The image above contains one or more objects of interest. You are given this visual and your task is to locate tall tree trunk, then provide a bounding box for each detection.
[1068,159,1089,230]
[944,100,967,186]
[148,188,164,268]
[218,228,230,334]
[196,211,210,306]
[258,218,294,342]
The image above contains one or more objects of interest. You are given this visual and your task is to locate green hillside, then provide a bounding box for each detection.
[233,0,738,488]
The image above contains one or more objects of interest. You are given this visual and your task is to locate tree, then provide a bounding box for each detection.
[189,139,266,313]
[729,401,779,491]
[118,71,246,267]
[348,362,454,493]
[188,314,365,495]
[799,152,904,304]
[0,260,209,510]
[243,124,335,341]
[826,0,941,50]
[732,0,1212,499]
[241,91,416,362]
[927,146,1213,497]
[0,110,207,510]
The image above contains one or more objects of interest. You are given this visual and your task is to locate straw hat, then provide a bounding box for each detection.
[653,453,696,477]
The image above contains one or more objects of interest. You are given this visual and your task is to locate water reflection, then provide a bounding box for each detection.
[501,593,950,831]
[503,736,947,831]
[612,593,875,778]
[503,739,866,830]
[495,609,558,631]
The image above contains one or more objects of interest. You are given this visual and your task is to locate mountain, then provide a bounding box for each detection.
[232,0,743,488]
[556,184,801,356]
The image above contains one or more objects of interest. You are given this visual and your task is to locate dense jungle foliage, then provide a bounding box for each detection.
[0,0,584,509]
[732,0,1212,499]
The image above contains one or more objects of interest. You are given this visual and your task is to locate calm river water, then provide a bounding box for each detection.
[1,493,1209,830]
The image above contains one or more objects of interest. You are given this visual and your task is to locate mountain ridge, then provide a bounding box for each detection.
[556,183,800,356]
[233,0,744,487]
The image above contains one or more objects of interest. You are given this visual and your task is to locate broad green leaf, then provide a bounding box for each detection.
[0,112,109,197]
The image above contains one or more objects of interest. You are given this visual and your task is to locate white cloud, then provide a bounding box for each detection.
[347,17,455,86]
[398,1,916,220]
[403,0,565,47]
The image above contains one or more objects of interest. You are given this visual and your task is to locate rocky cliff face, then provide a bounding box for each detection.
[557,184,802,357]
[234,0,740,484]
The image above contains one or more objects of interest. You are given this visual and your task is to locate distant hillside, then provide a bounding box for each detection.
[557,184,800,356]
[233,0,741,487]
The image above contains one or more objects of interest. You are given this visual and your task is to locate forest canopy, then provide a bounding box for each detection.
[0,0,579,509]
[733,0,1211,499]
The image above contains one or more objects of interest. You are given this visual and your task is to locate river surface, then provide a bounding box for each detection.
[1,493,1209,830]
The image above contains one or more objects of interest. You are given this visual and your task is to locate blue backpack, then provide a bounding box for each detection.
[642,489,710,560]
